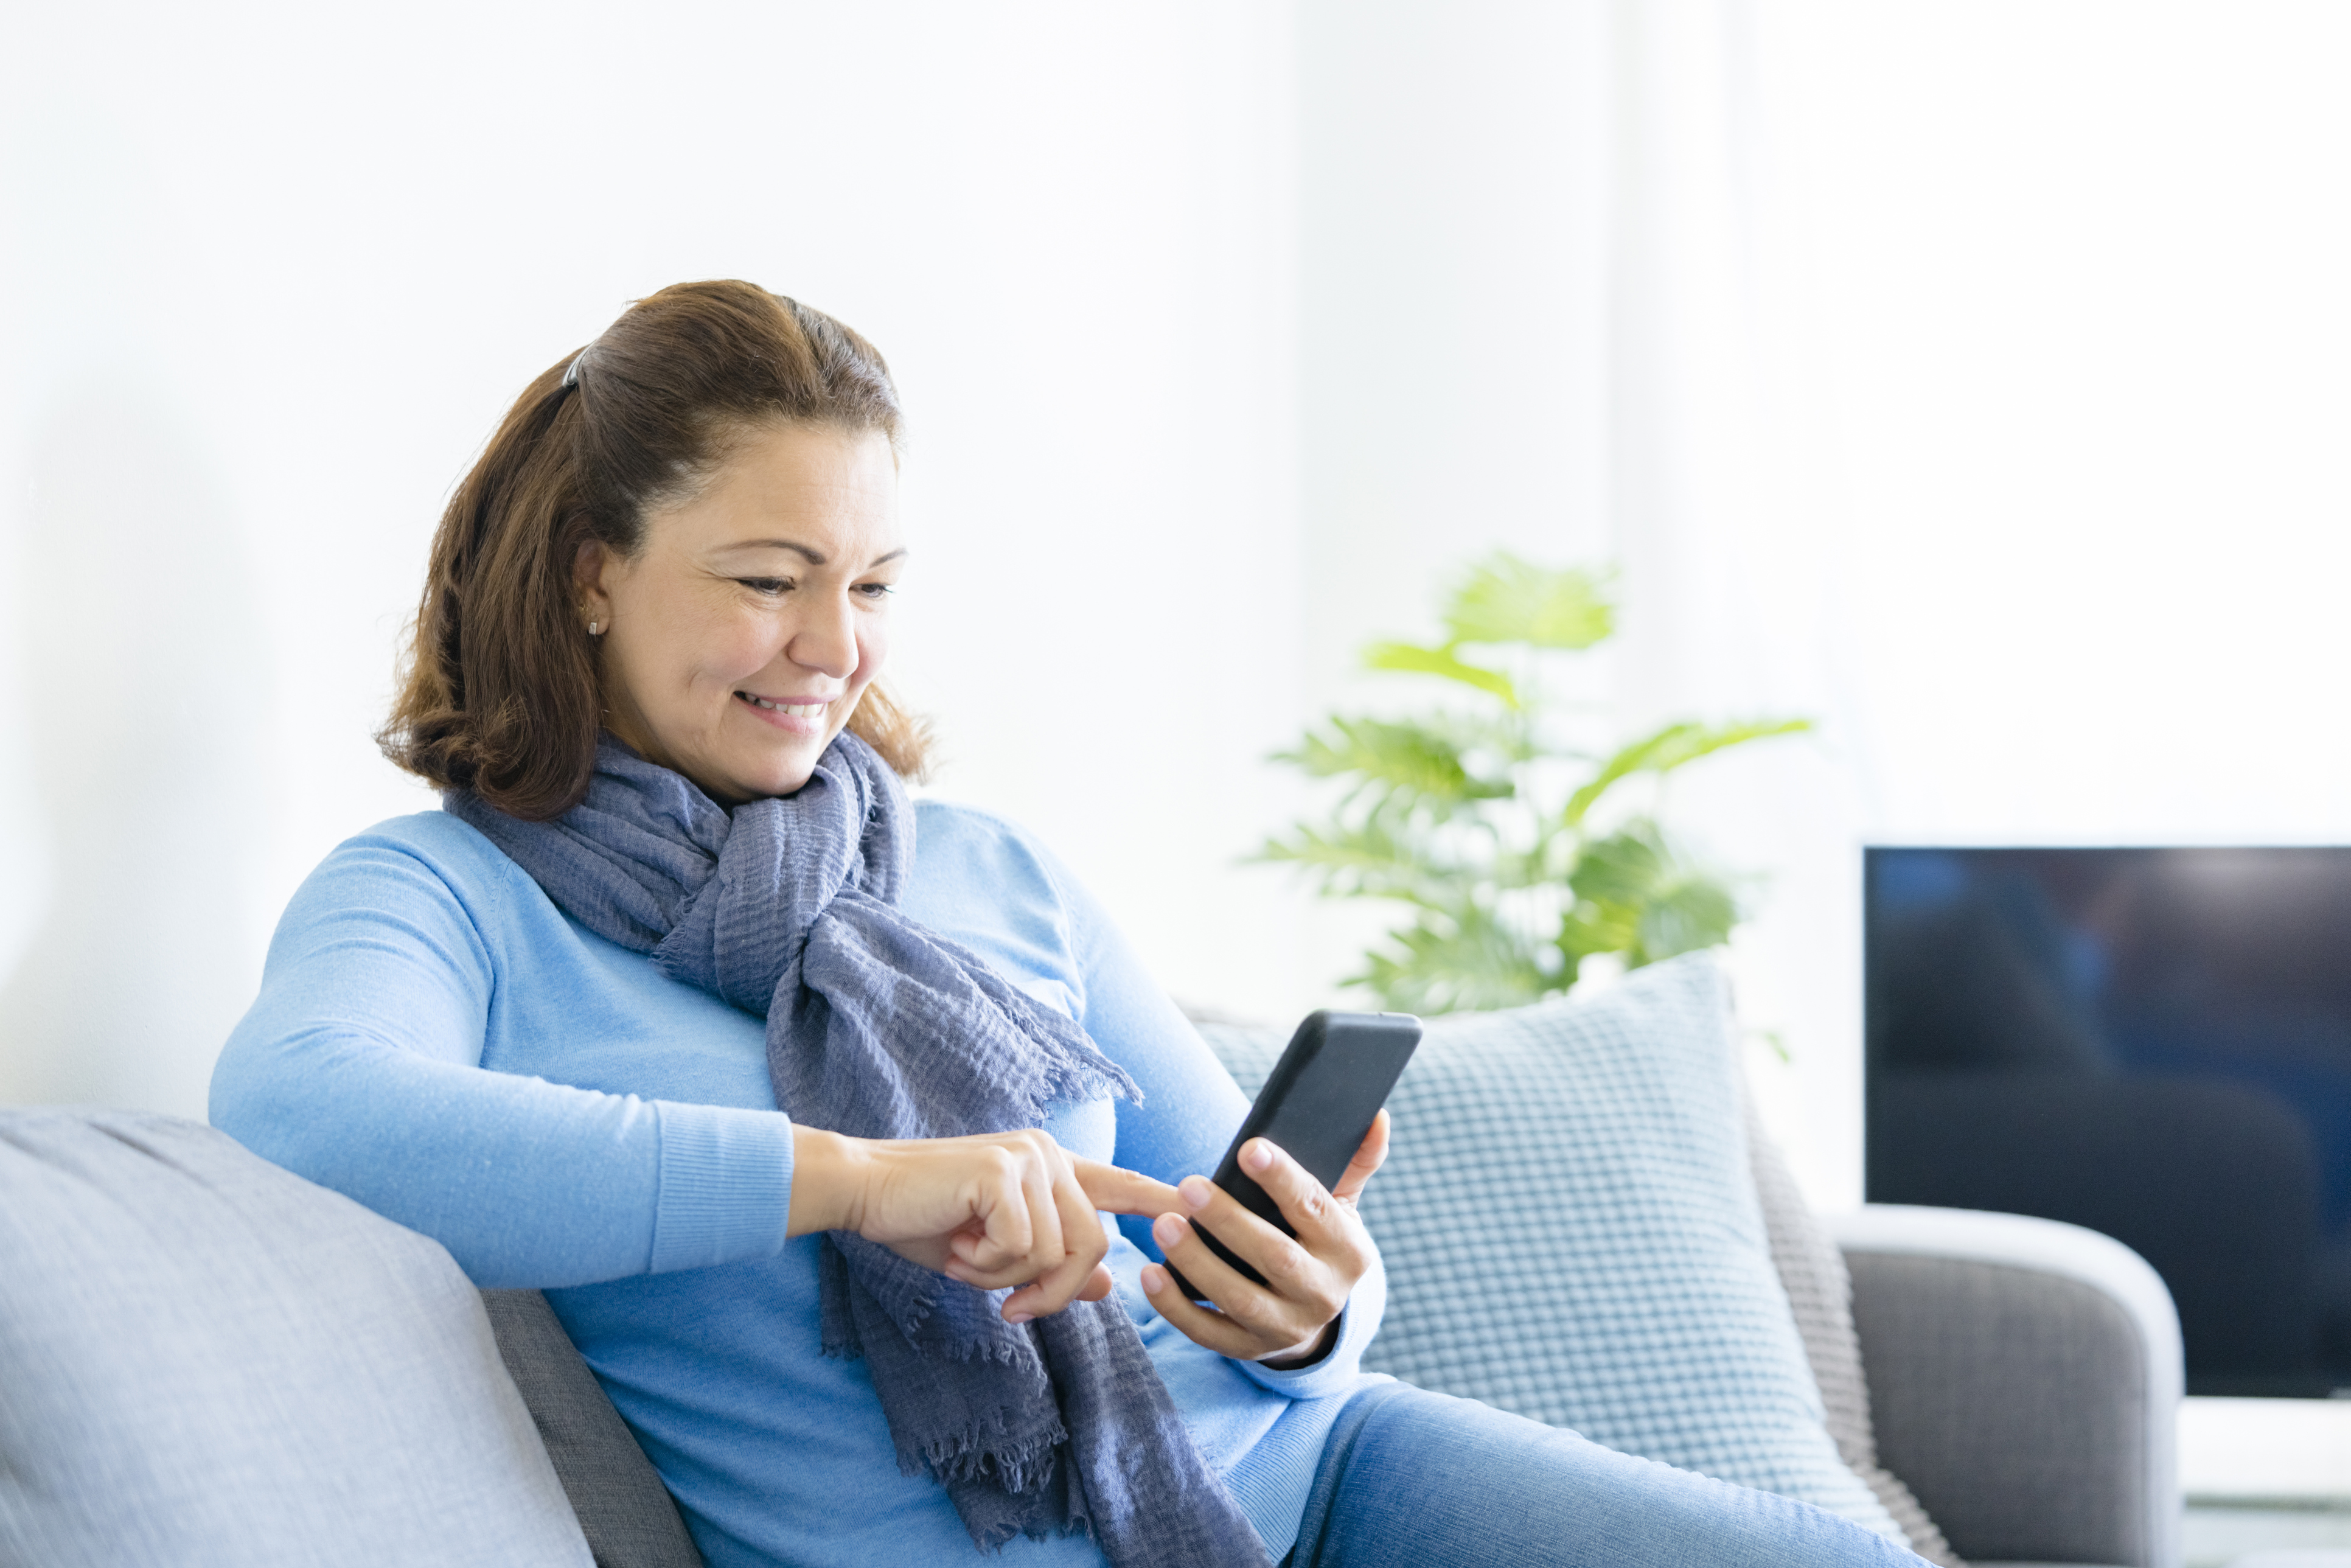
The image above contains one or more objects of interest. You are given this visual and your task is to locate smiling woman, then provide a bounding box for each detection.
[580,422,908,805]
[212,280,1927,1568]
[378,280,929,820]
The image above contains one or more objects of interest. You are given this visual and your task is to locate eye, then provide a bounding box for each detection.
[854,582,897,600]
[737,577,791,596]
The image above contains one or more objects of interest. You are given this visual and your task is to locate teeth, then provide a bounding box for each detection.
[745,694,827,717]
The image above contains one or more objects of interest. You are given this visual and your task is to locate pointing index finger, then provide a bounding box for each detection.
[1072,1157,1185,1219]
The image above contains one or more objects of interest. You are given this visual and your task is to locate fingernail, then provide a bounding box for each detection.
[1141,1264,1168,1295]
[1179,1176,1213,1209]
[1242,1140,1273,1173]
[1153,1213,1185,1249]
[1007,1311,1033,1325]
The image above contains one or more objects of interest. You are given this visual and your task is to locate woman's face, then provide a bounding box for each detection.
[578,420,904,804]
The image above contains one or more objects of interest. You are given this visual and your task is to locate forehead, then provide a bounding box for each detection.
[651,422,901,560]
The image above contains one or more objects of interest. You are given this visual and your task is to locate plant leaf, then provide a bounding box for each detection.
[1562,717,1811,826]
[1362,641,1520,708]
[1262,551,1786,1017]
[1273,716,1513,803]
[1558,821,1743,969]
[1558,899,1640,964]
[1631,874,1740,965]
[1350,905,1554,1014]
[1400,706,1544,768]
[1443,552,1615,649]
[1566,821,1671,908]
[1256,820,1451,904]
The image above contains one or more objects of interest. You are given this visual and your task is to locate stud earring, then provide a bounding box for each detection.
[588,620,603,636]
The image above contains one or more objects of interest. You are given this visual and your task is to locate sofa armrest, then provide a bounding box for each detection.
[1827,1205,2182,1568]
[482,1290,706,1568]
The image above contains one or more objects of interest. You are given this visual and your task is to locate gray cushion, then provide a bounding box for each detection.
[1744,1087,1963,1566]
[482,1289,704,1567]
[1195,955,1906,1542]
[0,1110,592,1567]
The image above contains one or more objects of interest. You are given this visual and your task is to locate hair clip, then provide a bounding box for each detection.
[562,350,587,389]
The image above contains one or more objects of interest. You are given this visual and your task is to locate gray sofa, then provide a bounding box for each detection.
[1830,1205,2182,1568]
[0,1113,2182,1567]
[476,1199,2183,1568]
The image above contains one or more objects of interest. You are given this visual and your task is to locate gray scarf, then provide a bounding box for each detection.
[448,734,1267,1566]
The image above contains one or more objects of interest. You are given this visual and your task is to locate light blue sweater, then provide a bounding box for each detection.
[211,801,1383,1567]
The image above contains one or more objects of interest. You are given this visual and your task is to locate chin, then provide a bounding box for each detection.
[747,751,826,800]
[704,722,851,803]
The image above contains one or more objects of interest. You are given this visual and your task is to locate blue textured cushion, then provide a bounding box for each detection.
[1196,953,1904,1540]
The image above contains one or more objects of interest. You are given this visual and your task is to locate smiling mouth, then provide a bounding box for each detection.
[736,691,831,719]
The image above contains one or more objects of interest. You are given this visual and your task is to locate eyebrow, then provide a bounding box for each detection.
[717,540,909,569]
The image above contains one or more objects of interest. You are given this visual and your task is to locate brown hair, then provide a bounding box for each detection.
[380,280,930,819]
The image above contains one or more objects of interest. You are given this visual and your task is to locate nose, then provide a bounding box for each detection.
[785,592,859,681]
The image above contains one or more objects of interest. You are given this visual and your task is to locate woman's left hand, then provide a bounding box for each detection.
[1095,1111,1389,1367]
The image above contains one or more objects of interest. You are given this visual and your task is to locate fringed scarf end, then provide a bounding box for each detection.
[901,1421,1070,1494]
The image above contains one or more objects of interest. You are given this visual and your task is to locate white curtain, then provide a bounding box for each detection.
[1590,0,1875,1202]
[1651,0,2351,1492]
[1599,0,2351,1205]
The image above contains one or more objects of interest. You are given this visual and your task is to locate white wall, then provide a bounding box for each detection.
[0,1,1314,1115]
[10,0,2351,1240]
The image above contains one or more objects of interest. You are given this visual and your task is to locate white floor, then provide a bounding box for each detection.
[2179,1399,2351,1567]
[2185,1399,2351,1498]
[2184,1501,2351,1567]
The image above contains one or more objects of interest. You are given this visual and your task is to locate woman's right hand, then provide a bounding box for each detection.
[789,1126,1164,1326]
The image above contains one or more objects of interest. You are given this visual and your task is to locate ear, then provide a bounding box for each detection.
[574,538,613,624]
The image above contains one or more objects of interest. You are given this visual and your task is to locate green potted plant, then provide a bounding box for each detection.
[1261,552,1807,1015]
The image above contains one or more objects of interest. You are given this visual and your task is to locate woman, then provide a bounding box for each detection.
[211,281,1921,1568]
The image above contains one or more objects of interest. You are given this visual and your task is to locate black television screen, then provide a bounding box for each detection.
[1865,845,2351,1398]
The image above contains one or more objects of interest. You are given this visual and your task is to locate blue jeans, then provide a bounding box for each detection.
[1283,1382,1928,1568]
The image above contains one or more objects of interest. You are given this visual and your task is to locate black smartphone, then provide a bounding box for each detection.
[1166,1009,1422,1304]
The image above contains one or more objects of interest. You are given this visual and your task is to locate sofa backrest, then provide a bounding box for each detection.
[0,1110,594,1568]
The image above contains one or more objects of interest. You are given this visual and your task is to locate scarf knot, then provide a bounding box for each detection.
[646,762,897,1012]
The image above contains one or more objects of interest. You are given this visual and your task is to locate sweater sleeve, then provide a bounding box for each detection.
[1031,837,1388,1389]
[208,820,795,1289]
